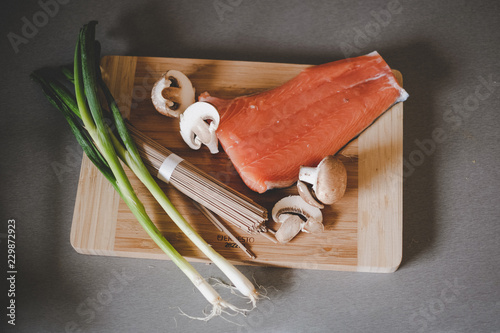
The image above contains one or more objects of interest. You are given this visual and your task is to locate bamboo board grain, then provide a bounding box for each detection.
[70,55,404,272]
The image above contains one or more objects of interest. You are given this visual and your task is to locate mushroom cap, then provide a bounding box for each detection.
[151,70,195,117]
[314,156,347,205]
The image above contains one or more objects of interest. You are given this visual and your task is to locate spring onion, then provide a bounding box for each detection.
[31,21,259,319]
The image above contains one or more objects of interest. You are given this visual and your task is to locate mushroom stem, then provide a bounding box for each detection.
[298,166,318,185]
[205,138,219,154]
[275,215,303,244]
[192,119,213,145]
[162,86,182,103]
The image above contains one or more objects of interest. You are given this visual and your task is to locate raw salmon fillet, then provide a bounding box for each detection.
[199,51,409,193]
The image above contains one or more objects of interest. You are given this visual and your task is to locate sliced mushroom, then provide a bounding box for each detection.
[179,102,220,154]
[299,156,347,205]
[297,180,324,209]
[271,195,323,243]
[151,70,195,117]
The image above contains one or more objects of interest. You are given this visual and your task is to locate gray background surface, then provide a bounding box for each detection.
[1,0,499,332]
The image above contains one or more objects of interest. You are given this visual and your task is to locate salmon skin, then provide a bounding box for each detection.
[199,51,409,193]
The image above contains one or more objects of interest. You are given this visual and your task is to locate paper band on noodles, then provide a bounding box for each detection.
[157,153,184,183]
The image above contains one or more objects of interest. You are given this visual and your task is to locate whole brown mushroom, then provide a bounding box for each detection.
[298,155,347,205]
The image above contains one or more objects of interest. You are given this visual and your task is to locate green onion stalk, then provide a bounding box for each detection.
[31,21,259,319]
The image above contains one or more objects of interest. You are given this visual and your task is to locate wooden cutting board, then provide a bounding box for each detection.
[70,55,403,273]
